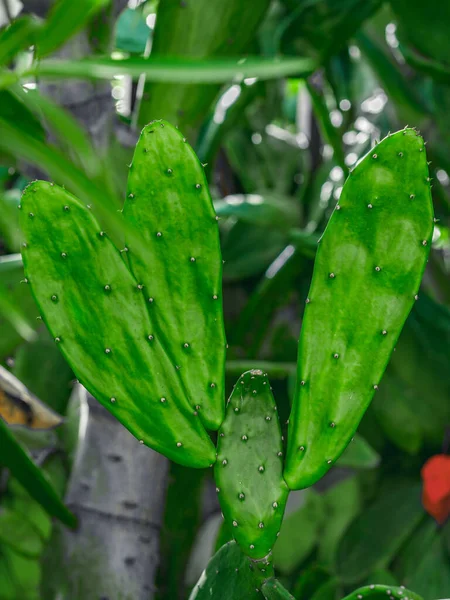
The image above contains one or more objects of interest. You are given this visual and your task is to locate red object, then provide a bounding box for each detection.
[421,454,450,525]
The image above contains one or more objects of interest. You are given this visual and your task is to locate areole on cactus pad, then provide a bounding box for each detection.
[284,128,434,490]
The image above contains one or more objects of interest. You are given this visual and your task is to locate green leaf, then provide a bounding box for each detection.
[337,479,425,584]
[138,0,271,132]
[28,55,316,84]
[115,6,150,54]
[318,476,362,568]
[0,188,21,253]
[0,417,76,528]
[0,544,41,599]
[0,509,44,558]
[214,194,300,230]
[0,16,40,66]
[273,490,325,575]
[337,434,380,470]
[278,0,381,62]
[0,254,39,359]
[12,329,73,415]
[36,0,110,57]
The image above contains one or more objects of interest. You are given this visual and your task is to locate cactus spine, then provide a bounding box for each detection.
[284,128,434,490]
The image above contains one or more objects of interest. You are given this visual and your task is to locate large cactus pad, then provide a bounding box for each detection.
[215,370,289,559]
[19,178,217,468]
[284,128,434,489]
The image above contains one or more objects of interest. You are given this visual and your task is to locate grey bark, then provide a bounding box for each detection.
[60,387,169,600]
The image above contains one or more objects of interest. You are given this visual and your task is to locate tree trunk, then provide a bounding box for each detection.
[60,387,168,600]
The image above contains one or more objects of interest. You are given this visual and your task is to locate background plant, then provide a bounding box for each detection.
[0,0,449,599]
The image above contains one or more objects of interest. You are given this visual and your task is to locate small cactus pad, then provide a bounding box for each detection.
[189,541,269,599]
[19,181,216,468]
[123,120,226,430]
[215,370,289,559]
[261,579,295,599]
[342,585,423,600]
[284,129,434,490]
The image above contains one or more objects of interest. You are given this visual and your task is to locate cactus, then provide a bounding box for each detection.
[123,120,226,431]
[261,579,295,599]
[342,585,423,600]
[19,179,216,468]
[284,128,434,490]
[214,370,289,560]
[189,540,271,600]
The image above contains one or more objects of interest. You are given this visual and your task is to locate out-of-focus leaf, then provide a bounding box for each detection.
[0,509,44,558]
[310,578,340,600]
[0,90,45,142]
[0,545,41,599]
[138,0,271,134]
[0,254,39,359]
[364,569,398,587]
[390,0,450,74]
[221,220,288,281]
[294,565,332,600]
[185,513,224,588]
[278,0,381,62]
[356,31,426,125]
[337,479,424,584]
[0,16,40,66]
[0,188,21,252]
[158,463,205,600]
[380,294,450,449]
[306,80,347,172]
[0,365,63,429]
[274,490,325,575]
[402,533,450,597]
[393,517,438,582]
[337,434,381,470]
[231,246,307,354]
[115,6,150,54]
[28,55,316,84]
[318,476,362,569]
[36,0,110,57]
[0,417,75,528]
[215,194,300,230]
[12,330,73,416]
[9,85,102,178]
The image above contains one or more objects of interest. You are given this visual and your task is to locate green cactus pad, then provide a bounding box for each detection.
[262,579,295,599]
[214,370,289,559]
[284,128,434,490]
[189,541,269,600]
[342,585,423,600]
[19,181,216,468]
[123,120,226,431]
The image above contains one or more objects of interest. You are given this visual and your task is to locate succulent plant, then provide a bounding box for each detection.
[215,369,289,560]
[19,120,227,468]
[284,128,434,490]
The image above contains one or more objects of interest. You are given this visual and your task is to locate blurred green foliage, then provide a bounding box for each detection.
[0,0,448,598]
